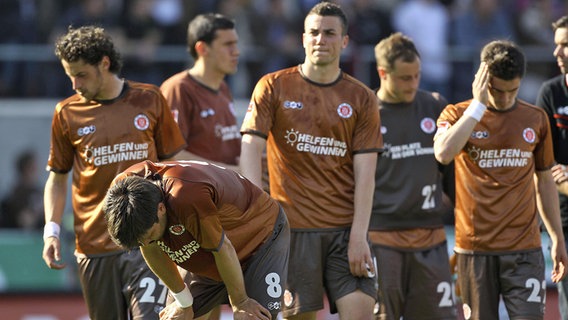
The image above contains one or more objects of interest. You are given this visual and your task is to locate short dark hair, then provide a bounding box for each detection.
[187,13,235,59]
[553,16,568,31]
[306,1,348,35]
[55,25,122,74]
[374,32,420,72]
[480,40,525,80]
[103,175,163,249]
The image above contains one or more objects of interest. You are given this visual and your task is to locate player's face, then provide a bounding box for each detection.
[138,203,167,247]
[207,29,240,76]
[302,14,348,67]
[487,76,521,110]
[61,58,105,101]
[380,58,421,103]
[553,27,568,74]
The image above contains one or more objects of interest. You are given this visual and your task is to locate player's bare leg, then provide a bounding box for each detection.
[336,290,374,320]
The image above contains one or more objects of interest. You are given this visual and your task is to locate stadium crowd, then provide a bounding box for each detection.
[0,0,566,103]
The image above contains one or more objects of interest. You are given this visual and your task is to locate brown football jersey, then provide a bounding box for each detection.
[241,66,382,229]
[436,99,554,253]
[47,81,186,255]
[161,72,241,165]
[116,160,280,281]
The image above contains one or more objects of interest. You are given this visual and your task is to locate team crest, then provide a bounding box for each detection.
[169,224,185,236]
[380,126,387,135]
[337,103,353,119]
[523,128,536,143]
[420,117,436,134]
[134,114,150,130]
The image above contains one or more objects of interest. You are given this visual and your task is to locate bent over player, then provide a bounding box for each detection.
[103,160,289,319]
[434,40,568,319]
[41,26,186,319]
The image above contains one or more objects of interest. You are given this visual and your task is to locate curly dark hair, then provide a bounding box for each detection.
[55,25,122,74]
[481,40,525,80]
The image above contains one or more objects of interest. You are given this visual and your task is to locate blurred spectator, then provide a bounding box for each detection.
[252,0,303,75]
[0,150,44,231]
[120,0,164,85]
[393,0,452,98]
[0,0,44,97]
[347,0,393,88]
[449,0,517,102]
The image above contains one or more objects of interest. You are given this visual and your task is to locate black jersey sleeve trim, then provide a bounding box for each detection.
[353,147,384,155]
[240,130,268,140]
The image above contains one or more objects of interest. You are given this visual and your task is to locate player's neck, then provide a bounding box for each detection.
[188,64,223,91]
[97,76,124,100]
[300,62,341,84]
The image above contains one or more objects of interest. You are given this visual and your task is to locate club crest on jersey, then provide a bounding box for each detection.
[134,114,150,130]
[169,224,185,236]
[380,126,387,135]
[523,128,536,143]
[420,117,436,134]
[337,103,353,119]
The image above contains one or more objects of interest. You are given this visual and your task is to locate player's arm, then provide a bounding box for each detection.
[213,234,271,319]
[42,171,68,270]
[349,152,377,278]
[239,134,266,188]
[140,243,195,319]
[535,170,568,282]
[174,149,239,172]
[434,62,489,165]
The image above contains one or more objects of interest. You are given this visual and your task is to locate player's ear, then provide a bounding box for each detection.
[99,56,111,71]
[195,41,208,57]
[378,67,388,80]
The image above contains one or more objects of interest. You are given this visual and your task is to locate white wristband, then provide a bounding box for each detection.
[171,284,193,308]
[463,99,487,122]
[43,221,61,241]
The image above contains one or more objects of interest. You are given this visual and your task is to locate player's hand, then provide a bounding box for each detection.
[449,254,460,297]
[551,238,568,283]
[347,236,375,278]
[472,62,489,106]
[159,302,194,320]
[551,164,568,185]
[42,236,66,270]
[232,297,271,319]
